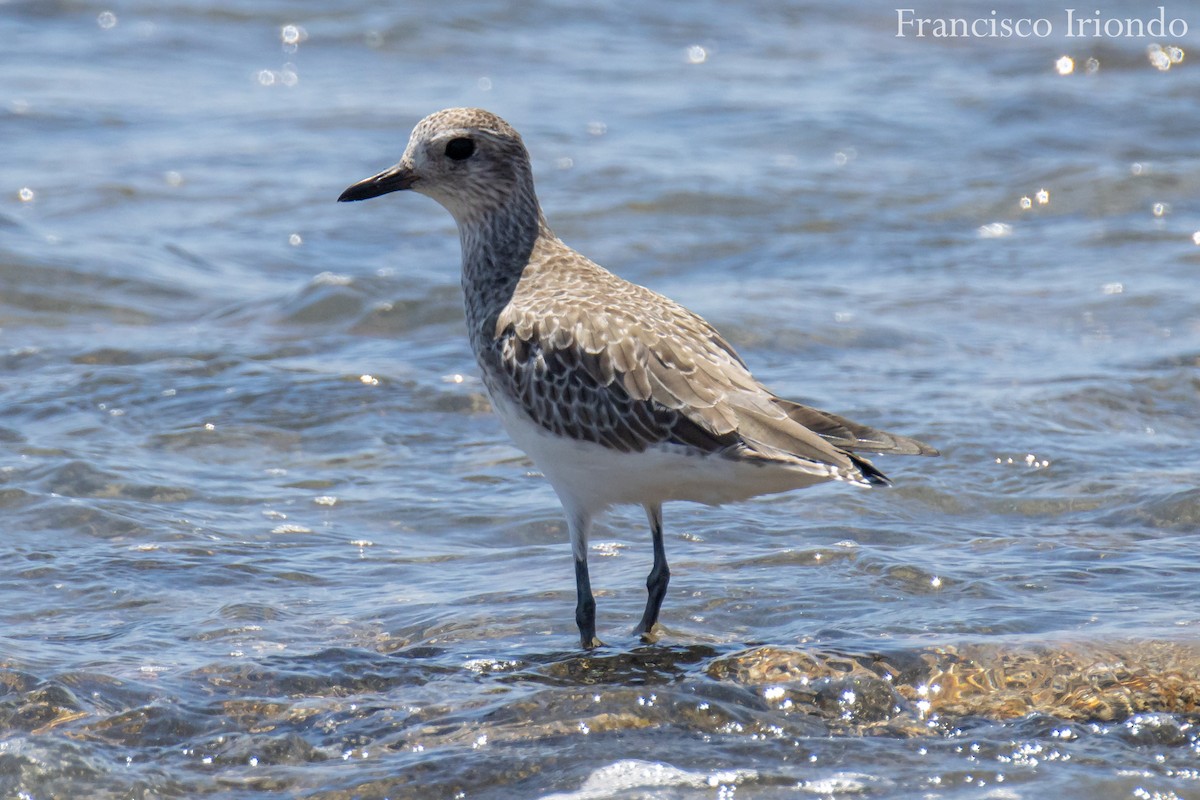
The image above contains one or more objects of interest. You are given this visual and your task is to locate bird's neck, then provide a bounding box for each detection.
[457,191,552,336]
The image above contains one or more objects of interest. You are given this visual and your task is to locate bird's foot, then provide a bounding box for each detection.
[632,623,661,644]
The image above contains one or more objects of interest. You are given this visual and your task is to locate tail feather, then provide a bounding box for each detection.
[772,397,939,457]
[849,452,892,487]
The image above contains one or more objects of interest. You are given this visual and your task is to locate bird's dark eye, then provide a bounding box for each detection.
[445,138,475,161]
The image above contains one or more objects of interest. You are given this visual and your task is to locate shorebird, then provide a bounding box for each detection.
[339,108,937,648]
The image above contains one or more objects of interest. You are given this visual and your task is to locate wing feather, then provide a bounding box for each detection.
[485,258,934,479]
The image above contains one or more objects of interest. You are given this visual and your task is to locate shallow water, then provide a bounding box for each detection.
[3,0,1200,797]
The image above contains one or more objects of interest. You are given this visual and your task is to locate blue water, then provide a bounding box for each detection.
[3,1,1199,797]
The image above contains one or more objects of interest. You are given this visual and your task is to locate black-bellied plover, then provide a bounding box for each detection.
[339,108,937,648]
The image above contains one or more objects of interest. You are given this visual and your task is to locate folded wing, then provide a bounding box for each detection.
[488,269,935,486]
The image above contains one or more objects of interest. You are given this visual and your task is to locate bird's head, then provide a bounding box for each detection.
[339,107,535,227]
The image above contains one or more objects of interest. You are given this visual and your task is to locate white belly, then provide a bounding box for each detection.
[488,392,834,516]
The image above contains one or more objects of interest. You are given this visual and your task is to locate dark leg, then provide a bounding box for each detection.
[633,503,669,640]
[574,555,601,649]
[563,505,603,649]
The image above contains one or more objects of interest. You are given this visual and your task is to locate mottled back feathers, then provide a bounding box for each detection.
[481,236,934,486]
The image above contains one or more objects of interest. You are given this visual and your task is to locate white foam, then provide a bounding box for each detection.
[538,759,756,800]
